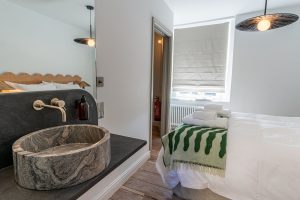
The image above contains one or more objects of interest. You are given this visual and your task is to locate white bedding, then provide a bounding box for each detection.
[156,112,300,200]
[5,81,81,91]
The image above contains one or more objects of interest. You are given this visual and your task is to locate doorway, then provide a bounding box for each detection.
[150,18,173,151]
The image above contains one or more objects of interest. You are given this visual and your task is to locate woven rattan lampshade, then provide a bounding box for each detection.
[236,0,299,32]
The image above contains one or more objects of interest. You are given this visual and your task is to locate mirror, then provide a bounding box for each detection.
[0,0,96,96]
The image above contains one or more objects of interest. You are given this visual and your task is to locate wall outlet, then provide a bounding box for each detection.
[96,77,104,87]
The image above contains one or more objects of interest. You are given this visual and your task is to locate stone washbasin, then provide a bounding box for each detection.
[12,124,111,190]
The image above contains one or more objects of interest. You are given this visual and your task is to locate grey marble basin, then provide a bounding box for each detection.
[12,125,111,190]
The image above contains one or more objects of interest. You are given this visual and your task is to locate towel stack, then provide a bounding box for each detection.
[182,104,231,129]
[196,104,231,119]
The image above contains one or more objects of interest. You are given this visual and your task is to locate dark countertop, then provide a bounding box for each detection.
[0,134,147,200]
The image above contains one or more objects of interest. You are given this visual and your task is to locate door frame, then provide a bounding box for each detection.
[149,17,173,150]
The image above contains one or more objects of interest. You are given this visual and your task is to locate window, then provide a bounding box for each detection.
[172,19,234,102]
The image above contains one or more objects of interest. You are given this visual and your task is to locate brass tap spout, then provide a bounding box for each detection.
[33,99,67,122]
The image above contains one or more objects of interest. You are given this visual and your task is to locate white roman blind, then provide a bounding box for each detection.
[173,23,229,93]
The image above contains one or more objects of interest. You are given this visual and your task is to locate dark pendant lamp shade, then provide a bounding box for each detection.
[236,0,299,32]
[74,38,94,45]
[74,5,95,47]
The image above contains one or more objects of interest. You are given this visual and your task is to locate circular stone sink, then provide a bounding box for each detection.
[12,124,110,190]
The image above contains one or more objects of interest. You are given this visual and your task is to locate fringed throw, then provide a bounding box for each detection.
[162,124,227,177]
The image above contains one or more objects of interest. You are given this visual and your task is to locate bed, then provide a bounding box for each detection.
[156,112,300,200]
[0,72,90,92]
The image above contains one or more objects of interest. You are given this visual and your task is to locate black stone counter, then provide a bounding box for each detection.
[0,134,147,200]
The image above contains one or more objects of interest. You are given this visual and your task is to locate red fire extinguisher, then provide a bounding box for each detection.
[154,96,161,121]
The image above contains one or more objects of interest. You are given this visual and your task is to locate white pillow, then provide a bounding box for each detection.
[51,82,81,90]
[204,104,223,111]
[5,81,56,91]
[192,110,217,120]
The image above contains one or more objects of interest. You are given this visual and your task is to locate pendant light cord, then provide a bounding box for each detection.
[264,0,268,15]
[89,9,92,38]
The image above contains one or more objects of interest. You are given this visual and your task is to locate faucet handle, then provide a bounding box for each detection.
[50,98,66,108]
[33,100,45,110]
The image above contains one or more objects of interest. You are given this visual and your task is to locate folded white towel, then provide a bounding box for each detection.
[204,104,223,111]
[195,107,231,118]
[182,115,228,129]
[217,110,231,118]
[195,107,204,111]
[192,111,217,120]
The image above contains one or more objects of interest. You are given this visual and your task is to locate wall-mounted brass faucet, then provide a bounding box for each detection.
[33,98,67,122]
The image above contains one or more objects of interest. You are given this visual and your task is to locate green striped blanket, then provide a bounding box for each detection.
[162,124,227,176]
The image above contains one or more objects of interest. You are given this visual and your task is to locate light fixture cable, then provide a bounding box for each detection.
[264,0,267,15]
[89,5,93,38]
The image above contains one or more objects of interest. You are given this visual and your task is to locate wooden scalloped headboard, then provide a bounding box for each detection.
[0,72,83,85]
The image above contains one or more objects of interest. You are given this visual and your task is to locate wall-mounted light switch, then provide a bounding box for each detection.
[96,77,104,87]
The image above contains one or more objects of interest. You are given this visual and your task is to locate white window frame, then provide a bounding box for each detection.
[172,17,235,103]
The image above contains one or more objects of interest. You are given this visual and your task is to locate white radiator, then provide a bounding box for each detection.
[170,104,199,129]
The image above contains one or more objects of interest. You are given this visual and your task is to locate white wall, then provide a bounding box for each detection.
[230,4,300,116]
[96,0,173,145]
[0,0,95,94]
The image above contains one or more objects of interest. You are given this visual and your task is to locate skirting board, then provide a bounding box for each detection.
[78,146,150,200]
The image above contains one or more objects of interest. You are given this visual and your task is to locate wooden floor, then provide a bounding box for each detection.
[110,127,229,200]
[110,127,182,200]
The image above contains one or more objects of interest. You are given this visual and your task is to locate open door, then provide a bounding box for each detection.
[150,18,173,151]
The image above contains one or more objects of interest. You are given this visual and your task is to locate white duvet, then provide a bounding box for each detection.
[156,112,300,200]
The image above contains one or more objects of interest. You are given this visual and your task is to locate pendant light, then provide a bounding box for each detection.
[236,0,299,32]
[74,5,95,47]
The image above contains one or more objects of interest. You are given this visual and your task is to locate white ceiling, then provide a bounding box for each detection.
[164,0,300,25]
[8,0,300,28]
[8,0,95,31]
